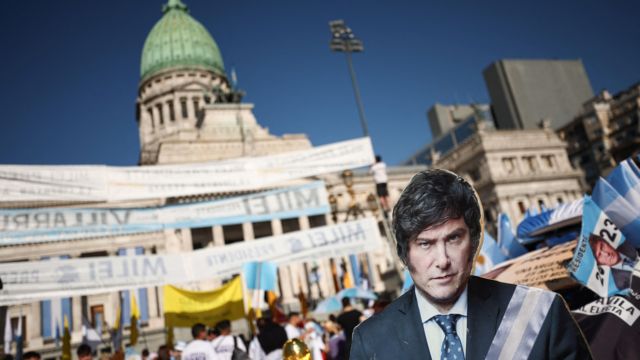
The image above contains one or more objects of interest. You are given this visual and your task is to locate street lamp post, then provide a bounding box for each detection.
[329,20,404,293]
[329,20,369,138]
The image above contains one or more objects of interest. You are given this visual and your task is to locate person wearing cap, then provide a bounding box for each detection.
[181,323,216,360]
[349,169,592,359]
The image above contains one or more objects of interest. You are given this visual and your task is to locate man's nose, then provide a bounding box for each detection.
[434,242,451,268]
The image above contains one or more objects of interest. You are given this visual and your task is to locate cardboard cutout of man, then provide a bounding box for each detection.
[349,169,592,360]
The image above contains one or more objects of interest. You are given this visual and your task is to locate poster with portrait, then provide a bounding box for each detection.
[567,196,639,297]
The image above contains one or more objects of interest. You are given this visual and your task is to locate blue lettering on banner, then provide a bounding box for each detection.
[56,265,80,284]
[0,182,328,246]
[0,269,39,285]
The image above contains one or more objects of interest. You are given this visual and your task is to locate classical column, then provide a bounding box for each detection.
[187,96,196,122]
[162,98,171,125]
[212,225,224,247]
[242,222,255,241]
[271,220,295,305]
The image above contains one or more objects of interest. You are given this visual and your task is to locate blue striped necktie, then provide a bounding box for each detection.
[434,314,465,360]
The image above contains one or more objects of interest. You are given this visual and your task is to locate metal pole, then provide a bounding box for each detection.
[344,51,369,138]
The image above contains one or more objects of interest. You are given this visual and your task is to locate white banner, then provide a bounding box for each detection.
[0,137,374,202]
[0,218,382,305]
[0,181,329,245]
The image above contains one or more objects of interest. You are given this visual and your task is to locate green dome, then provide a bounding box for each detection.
[140,0,225,80]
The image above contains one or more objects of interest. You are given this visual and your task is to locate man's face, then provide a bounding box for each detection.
[593,238,621,266]
[407,217,473,312]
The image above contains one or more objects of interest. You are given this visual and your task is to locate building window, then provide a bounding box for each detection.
[90,305,105,330]
[252,221,273,239]
[223,224,244,244]
[517,201,526,215]
[191,227,213,249]
[538,199,545,210]
[147,109,154,130]
[502,157,516,174]
[541,155,554,169]
[523,156,536,172]
[308,215,327,228]
[281,218,301,233]
[180,98,188,118]
[156,104,164,125]
[10,316,27,346]
[193,98,200,114]
[557,197,564,204]
[469,168,481,182]
[167,101,175,122]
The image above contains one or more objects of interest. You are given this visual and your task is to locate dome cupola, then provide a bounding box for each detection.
[140,0,225,81]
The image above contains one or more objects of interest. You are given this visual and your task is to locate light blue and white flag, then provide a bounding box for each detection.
[3,309,11,355]
[567,196,636,297]
[117,247,149,326]
[475,231,508,275]
[401,269,413,294]
[627,158,640,178]
[81,316,102,352]
[242,261,278,291]
[592,177,640,247]
[15,315,23,360]
[607,160,640,208]
[41,256,73,341]
[349,255,362,287]
[497,213,527,258]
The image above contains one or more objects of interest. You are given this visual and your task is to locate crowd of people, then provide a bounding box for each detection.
[173,296,390,360]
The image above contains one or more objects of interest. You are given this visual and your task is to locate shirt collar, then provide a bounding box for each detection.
[415,285,468,323]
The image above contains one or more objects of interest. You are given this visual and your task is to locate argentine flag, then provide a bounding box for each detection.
[568,196,636,297]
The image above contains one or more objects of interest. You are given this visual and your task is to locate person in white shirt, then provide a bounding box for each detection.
[181,323,217,360]
[209,320,246,360]
[284,312,302,339]
[370,155,390,213]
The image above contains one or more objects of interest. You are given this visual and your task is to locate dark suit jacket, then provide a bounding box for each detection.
[350,276,592,360]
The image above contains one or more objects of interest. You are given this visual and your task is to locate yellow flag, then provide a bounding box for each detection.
[130,293,140,346]
[163,276,244,328]
[342,271,354,289]
[61,315,71,360]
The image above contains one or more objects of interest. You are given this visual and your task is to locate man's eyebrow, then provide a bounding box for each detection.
[415,226,467,241]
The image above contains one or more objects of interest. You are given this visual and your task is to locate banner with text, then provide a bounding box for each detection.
[0,217,382,305]
[0,181,329,245]
[0,137,374,202]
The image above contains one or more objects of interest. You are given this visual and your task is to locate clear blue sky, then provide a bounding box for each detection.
[1,0,639,166]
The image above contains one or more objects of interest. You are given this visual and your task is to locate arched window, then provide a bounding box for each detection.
[180,98,188,119]
[156,104,164,125]
[167,101,175,122]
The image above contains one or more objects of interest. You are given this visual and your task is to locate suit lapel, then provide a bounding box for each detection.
[466,277,502,360]
[394,287,432,360]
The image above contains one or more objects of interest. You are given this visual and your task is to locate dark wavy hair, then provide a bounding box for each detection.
[392,169,481,265]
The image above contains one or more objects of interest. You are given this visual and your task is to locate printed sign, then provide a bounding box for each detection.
[0,181,328,245]
[0,217,382,305]
[0,137,374,202]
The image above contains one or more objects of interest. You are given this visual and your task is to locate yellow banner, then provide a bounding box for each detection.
[164,276,245,327]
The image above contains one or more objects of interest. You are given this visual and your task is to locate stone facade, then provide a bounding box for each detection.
[136,68,311,165]
[433,125,585,231]
[558,82,640,190]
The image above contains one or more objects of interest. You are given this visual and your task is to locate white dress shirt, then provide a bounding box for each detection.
[415,287,468,360]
